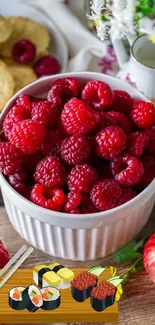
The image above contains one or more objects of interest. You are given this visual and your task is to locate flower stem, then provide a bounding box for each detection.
[120,256,142,279]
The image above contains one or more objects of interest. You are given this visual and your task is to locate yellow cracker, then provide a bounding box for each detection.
[0,17,12,43]
[0,60,15,112]
[0,16,50,58]
[3,59,37,92]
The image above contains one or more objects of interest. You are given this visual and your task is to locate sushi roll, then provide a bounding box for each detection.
[33,265,61,288]
[22,285,43,312]
[41,287,61,310]
[90,281,116,312]
[71,272,97,302]
[49,263,75,289]
[9,287,26,310]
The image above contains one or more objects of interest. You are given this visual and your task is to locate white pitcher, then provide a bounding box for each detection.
[112,35,155,103]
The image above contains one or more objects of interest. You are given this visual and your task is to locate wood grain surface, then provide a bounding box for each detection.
[0,268,118,323]
[0,203,155,325]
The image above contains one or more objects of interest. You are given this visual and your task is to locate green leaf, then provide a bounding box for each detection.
[107,276,124,287]
[113,241,142,263]
[132,259,144,271]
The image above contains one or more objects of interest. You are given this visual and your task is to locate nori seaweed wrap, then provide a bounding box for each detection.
[9,286,26,310]
[22,285,43,312]
[41,286,61,310]
[90,281,116,312]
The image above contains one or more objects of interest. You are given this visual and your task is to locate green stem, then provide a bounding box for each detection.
[120,256,142,279]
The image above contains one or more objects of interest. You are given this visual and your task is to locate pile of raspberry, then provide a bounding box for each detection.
[1,77,155,214]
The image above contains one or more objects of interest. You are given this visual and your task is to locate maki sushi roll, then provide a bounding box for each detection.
[71,272,97,302]
[9,287,26,310]
[41,287,61,310]
[90,281,116,312]
[22,285,43,312]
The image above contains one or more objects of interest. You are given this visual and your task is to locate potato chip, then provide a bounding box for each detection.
[0,16,50,58]
[3,59,37,93]
[0,60,15,112]
[0,17,12,43]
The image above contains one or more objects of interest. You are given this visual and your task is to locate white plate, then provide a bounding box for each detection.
[0,0,68,72]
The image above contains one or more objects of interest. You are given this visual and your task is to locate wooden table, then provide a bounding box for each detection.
[1,203,155,325]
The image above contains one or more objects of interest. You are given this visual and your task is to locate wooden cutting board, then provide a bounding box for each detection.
[0,268,118,323]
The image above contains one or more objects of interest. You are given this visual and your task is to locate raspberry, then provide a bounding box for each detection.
[96,126,127,160]
[90,179,122,211]
[145,127,155,157]
[0,142,24,175]
[82,80,114,111]
[31,100,60,129]
[8,169,30,194]
[47,78,79,109]
[9,120,46,154]
[131,100,155,129]
[34,156,67,188]
[139,155,155,189]
[23,151,43,173]
[41,130,64,157]
[31,184,64,211]
[80,193,96,213]
[60,135,91,166]
[54,78,79,97]
[16,94,32,112]
[100,111,134,134]
[61,98,100,135]
[12,39,36,64]
[63,191,82,213]
[126,131,149,158]
[3,104,31,138]
[117,187,136,206]
[111,90,134,115]
[111,154,144,186]
[68,164,97,192]
[34,55,61,77]
[0,241,9,269]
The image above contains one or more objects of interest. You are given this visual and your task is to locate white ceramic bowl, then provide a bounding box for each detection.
[1,72,155,261]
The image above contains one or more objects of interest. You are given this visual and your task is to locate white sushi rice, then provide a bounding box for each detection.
[43,279,71,290]
[28,285,43,307]
[10,287,25,301]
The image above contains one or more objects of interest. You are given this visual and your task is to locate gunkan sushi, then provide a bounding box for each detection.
[90,281,116,312]
[49,263,75,289]
[9,287,26,310]
[33,265,61,288]
[22,285,43,312]
[41,287,61,310]
[71,272,97,302]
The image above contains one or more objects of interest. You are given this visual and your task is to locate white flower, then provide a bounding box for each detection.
[139,17,155,36]
[95,20,110,41]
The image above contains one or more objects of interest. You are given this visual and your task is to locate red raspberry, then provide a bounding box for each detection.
[61,98,100,135]
[16,94,32,112]
[139,155,155,189]
[3,104,31,138]
[111,154,144,186]
[111,90,134,115]
[96,126,127,160]
[131,100,155,129]
[31,184,64,211]
[82,80,114,111]
[47,78,79,109]
[63,191,82,213]
[126,131,149,158]
[23,151,43,173]
[42,130,64,156]
[34,55,61,77]
[90,179,122,211]
[145,126,155,157]
[60,135,91,166]
[0,142,24,175]
[117,187,136,206]
[68,164,97,192]
[8,169,30,194]
[100,111,134,134]
[9,120,46,154]
[12,39,36,64]
[80,193,96,213]
[34,156,67,188]
[0,240,9,269]
[31,100,60,129]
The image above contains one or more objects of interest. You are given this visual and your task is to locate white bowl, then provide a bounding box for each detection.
[1,72,155,261]
[0,0,68,73]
